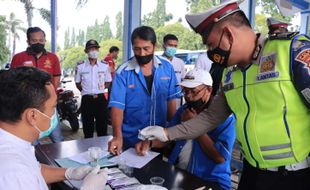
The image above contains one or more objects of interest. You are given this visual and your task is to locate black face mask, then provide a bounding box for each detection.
[30,43,45,53]
[135,54,153,65]
[187,98,206,110]
[207,31,232,68]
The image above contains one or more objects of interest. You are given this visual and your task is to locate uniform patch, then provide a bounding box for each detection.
[295,49,310,67]
[301,88,310,103]
[23,61,34,67]
[257,53,279,81]
[128,84,135,88]
[43,59,52,69]
[223,69,233,84]
[222,83,234,92]
[160,76,170,80]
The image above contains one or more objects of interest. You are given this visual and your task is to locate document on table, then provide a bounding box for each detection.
[109,148,159,168]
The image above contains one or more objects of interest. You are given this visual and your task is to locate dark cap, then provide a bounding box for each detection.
[85,39,100,50]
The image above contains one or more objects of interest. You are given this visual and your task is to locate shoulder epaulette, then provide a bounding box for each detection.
[100,60,107,64]
[269,32,299,40]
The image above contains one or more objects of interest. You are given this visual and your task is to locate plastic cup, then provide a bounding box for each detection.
[150,176,165,186]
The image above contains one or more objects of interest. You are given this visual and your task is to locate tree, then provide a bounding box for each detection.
[37,8,51,26]
[70,28,76,47]
[0,16,10,65]
[6,12,26,57]
[64,27,70,49]
[15,0,34,27]
[102,16,113,40]
[257,0,292,22]
[115,11,122,40]
[186,0,220,13]
[142,0,172,28]
[76,29,85,46]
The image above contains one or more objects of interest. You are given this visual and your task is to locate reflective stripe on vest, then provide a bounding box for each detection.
[222,35,310,168]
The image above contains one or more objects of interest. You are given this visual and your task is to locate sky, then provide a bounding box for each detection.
[0,0,188,53]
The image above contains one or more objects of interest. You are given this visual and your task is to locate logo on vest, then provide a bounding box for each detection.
[222,68,234,92]
[257,53,279,81]
[295,49,310,68]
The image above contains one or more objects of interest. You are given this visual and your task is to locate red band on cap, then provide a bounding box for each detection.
[196,3,239,33]
[270,23,288,28]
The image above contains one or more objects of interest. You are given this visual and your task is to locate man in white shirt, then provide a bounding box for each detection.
[195,52,213,72]
[162,34,186,108]
[75,39,112,138]
[0,67,107,190]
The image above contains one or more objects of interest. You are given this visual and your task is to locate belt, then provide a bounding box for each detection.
[264,157,310,172]
[83,93,103,99]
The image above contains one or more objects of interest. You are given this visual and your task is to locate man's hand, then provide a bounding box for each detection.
[139,126,169,142]
[65,165,93,180]
[80,166,108,190]
[135,140,151,156]
[108,137,123,155]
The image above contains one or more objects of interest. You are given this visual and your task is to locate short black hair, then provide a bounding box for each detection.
[0,67,51,123]
[163,34,178,43]
[131,26,157,45]
[27,27,46,40]
[109,46,119,53]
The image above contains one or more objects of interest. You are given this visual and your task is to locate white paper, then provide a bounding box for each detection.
[68,150,110,164]
[109,148,159,169]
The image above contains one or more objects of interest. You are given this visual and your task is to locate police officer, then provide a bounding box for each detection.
[266,17,290,36]
[140,0,310,189]
[75,40,112,138]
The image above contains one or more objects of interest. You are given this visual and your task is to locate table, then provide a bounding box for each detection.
[35,136,221,190]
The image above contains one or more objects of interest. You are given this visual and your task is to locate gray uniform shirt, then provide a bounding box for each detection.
[167,91,232,140]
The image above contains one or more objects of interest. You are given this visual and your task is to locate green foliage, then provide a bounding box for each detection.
[257,0,292,22]
[0,16,9,65]
[76,29,85,46]
[155,23,204,51]
[254,14,268,36]
[59,38,122,69]
[102,16,113,40]
[186,0,220,13]
[115,11,123,40]
[70,28,76,47]
[142,0,172,28]
[64,28,70,49]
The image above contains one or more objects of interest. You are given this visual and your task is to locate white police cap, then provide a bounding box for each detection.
[266,17,290,28]
[185,0,243,34]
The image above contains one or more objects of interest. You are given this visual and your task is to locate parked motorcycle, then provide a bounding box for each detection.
[57,79,79,132]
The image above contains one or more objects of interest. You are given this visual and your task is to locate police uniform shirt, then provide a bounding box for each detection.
[75,59,112,96]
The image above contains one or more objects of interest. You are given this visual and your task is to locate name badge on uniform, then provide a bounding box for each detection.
[256,53,279,81]
[98,72,105,90]
[222,69,234,92]
[23,61,34,67]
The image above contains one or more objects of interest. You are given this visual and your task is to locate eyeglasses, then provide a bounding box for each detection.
[182,86,206,97]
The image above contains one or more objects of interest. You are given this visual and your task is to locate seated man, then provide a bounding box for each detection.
[0,67,107,190]
[136,68,235,190]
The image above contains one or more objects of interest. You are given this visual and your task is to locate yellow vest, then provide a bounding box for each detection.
[222,35,310,168]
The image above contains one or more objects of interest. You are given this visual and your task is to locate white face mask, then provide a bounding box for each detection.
[88,50,99,59]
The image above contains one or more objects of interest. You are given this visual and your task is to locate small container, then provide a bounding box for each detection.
[150,176,165,186]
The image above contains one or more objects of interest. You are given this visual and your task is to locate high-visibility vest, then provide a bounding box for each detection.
[222,35,310,168]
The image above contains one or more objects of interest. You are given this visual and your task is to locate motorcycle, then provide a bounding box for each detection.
[56,79,80,132]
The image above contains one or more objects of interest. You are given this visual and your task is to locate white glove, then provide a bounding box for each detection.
[80,166,108,190]
[139,126,169,142]
[65,165,93,180]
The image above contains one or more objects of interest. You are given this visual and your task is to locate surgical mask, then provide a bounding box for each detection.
[135,54,153,65]
[30,43,45,53]
[164,47,177,57]
[187,99,206,109]
[33,109,58,139]
[88,50,99,59]
[207,31,232,67]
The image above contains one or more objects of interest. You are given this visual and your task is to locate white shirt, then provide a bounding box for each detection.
[75,59,112,96]
[0,128,48,190]
[195,53,213,72]
[170,56,185,84]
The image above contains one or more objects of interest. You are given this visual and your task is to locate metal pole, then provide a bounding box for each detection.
[51,0,57,53]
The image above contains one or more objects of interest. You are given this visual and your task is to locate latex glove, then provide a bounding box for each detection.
[65,165,93,180]
[80,166,108,190]
[139,126,169,142]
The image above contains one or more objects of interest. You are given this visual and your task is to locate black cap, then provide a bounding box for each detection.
[85,39,100,50]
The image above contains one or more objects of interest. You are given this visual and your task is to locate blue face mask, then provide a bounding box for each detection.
[164,47,177,57]
[33,109,58,139]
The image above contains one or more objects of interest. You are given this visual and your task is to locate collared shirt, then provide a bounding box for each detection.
[195,53,213,72]
[170,56,185,83]
[0,128,48,190]
[11,49,61,77]
[109,55,182,147]
[75,59,112,96]
[167,105,236,190]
